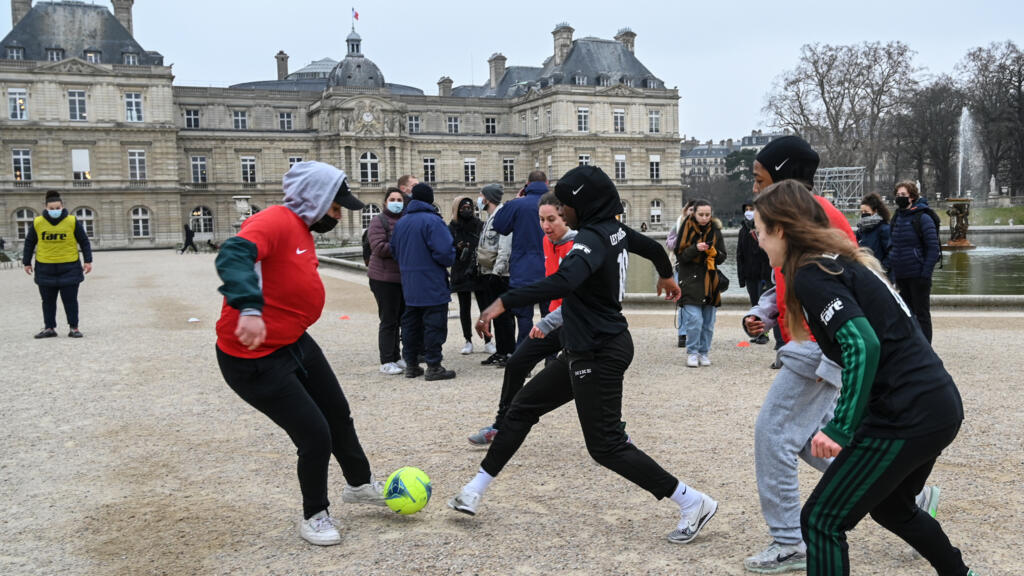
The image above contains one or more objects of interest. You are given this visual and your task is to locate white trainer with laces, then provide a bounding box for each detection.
[485,341,497,355]
[686,354,699,368]
[299,510,341,546]
[379,362,403,375]
[743,540,807,573]
[447,487,482,515]
[342,478,387,506]
[699,354,711,367]
[460,341,474,355]
[667,493,718,544]
[396,359,407,369]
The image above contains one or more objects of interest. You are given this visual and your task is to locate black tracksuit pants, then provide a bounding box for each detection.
[480,330,678,499]
[369,279,404,364]
[216,333,373,519]
[457,290,492,344]
[489,328,563,430]
[39,284,79,329]
[479,274,515,355]
[896,277,933,343]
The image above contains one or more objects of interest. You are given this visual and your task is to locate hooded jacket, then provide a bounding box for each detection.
[490,180,547,287]
[890,198,940,280]
[390,199,456,307]
[448,197,484,292]
[215,161,344,358]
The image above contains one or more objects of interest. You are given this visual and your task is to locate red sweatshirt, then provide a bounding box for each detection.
[542,233,575,311]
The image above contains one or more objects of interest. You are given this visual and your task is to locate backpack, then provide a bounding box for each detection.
[361,214,391,266]
[910,207,943,269]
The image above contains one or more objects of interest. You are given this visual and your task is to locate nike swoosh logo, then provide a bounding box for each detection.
[296,248,308,254]
[774,158,789,171]
[776,552,799,562]
[572,184,584,195]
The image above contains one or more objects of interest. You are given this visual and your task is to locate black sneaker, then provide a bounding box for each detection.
[404,365,425,378]
[34,328,57,339]
[480,353,502,366]
[424,365,456,381]
[68,329,84,338]
[492,354,509,368]
[677,335,687,348]
[752,334,770,345]
[770,359,783,369]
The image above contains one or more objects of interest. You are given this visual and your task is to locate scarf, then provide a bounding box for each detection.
[677,216,722,305]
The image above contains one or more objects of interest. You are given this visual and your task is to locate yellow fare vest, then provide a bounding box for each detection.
[33,215,80,264]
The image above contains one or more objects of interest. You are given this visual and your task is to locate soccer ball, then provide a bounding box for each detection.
[384,467,432,515]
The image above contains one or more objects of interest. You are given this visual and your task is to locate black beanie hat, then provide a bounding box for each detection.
[411,182,435,205]
[755,135,820,189]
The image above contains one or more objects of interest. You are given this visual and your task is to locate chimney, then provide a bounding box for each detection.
[11,0,30,27]
[437,76,453,97]
[276,51,289,81]
[488,53,506,90]
[614,28,636,53]
[112,0,134,35]
[552,23,574,67]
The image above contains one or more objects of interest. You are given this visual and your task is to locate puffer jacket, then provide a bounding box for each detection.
[890,198,940,280]
[367,209,403,283]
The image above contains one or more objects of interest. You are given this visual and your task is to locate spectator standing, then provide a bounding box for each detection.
[476,184,514,367]
[889,181,939,343]
[368,187,408,375]
[667,200,696,348]
[449,196,491,355]
[856,192,893,282]
[674,200,727,367]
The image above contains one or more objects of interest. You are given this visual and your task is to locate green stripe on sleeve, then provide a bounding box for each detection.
[822,316,880,446]
[215,236,263,311]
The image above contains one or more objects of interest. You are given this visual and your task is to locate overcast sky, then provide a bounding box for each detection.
[119,0,1021,141]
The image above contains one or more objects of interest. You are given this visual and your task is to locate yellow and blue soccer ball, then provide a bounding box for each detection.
[384,467,431,515]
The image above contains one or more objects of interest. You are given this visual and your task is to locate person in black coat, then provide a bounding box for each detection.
[180,224,198,254]
[449,197,491,355]
[735,203,772,344]
[856,192,893,281]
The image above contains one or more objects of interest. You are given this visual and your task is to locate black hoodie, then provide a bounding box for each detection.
[500,166,672,351]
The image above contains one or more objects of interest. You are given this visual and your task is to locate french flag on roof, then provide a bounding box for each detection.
[352,8,359,20]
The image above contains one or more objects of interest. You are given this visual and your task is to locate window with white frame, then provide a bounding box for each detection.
[614,154,627,180]
[407,115,420,133]
[125,92,143,122]
[361,204,381,229]
[15,208,35,240]
[547,154,552,174]
[613,109,625,133]
[503,158,515,184]
[646,78,658,89]
[74,207,95,238]
[12,149,31,181]
[574,74,587,86]
[46,48,64,62]
[423,158,436,183]
[128,150,146,180]
[240,156,256,183]
[520,113,527,135]
[131,206,150,237]
[190,206,214,234]
[577,107,589,132]
[8,88,27,120]
[185,109,199,129]
[463,158,477,183]
[359,152,380,183]
[278,112,293,131]
[649,154,661,181]
[233,110,248,130]
[485,117,496,134]
[648,110,661,134]
[533,111,539,133]
[288,156,303,169]
[650,199,663,224]
[578,154,591,167]
[6,47,24,60]
[72,149,90,181]
[68,90,87,121]
[545,108,551,131]
[447,116,459,134]
[191,156,207,183]
[622,77,634,88]
[84,51,100,63]
[599,76,611,87]
[123,53,138,65]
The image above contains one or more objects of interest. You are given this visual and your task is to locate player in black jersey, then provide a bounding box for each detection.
[447,166,719,544]
[753,180,976,576]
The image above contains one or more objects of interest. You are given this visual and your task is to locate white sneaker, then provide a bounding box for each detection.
[342,479,387,506]
[686,354,699,368]
[460,341,474,355]
[447,486,482,515]
[699,354,711,366]
[744,541,807,573]
[395,359,407,369]
[379,362,403,375]
[485,341,497,355]
[667,493,718,544]
[299,510,341,546]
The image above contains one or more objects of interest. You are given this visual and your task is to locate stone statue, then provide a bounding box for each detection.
[946,203,969,242]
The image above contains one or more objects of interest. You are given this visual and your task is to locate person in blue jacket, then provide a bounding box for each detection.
[491,170,547,346]
[855,192,892,280]
[390,182,457,380]
[889,181,939,343]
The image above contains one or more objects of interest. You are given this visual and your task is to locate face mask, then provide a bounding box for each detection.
[895,196,910,209]
[309,214,338,233]
[477,197,486,211]
[458,209,474,220]
[387,201,404,214]
[744,210,754,221]
[47,209,63,219]
[860,212,872,218]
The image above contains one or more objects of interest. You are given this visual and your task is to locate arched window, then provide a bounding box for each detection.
[131,206,151,238]
[15,208,35,240]
[361,203,381,229]
[74,207,96,238]
[190,206,214,234]
[649,199,663,224]
[359,152,379,183]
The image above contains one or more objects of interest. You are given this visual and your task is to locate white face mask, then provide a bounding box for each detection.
[744,210,754,221]
[477,197,486,211]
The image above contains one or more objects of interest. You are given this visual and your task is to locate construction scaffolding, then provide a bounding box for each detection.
[816,167,865,210]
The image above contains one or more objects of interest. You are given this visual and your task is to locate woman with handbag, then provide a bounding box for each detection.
[449,196,492,354]
[674,199,727,367]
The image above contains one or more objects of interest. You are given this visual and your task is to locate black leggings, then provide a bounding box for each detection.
[457,290,491,343]
[216,333,373,519]
[896,277,933,343]
[369,279,404,364]
[39,284,79,329]
[490,328,563,430]
[480,330,678,499]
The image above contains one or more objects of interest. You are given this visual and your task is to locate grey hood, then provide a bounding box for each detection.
[282,161,348,226]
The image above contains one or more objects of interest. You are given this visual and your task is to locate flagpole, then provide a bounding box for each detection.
[351,7,354,32]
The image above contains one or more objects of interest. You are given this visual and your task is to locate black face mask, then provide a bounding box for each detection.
[860,212,872,218]
[309,214,338,233]
[458,209,474,220]
[895,196,910,209]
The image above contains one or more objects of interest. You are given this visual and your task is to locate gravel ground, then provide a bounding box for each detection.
[0,250,1019,576]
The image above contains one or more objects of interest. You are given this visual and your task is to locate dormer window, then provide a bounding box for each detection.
[574,75,587,86]
[85,51,101,63]
[123,53,139,66]
[645,78,658,89]
[6,47,24,60]
[621,77,634,88]
[47,48,64,62]
[599,75,611,87]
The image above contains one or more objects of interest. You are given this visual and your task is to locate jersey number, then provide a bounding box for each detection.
[617,251,629,302]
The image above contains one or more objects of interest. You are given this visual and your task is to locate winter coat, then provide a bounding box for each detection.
[449,215,483,292]
[675,217,727,307]
[735,218,771,287]
[890,199,940,280]
[855,214,892,274]
[367,209,403,283]
[491,181,547,287]
[477,205,512,276]
[390,199,456,307]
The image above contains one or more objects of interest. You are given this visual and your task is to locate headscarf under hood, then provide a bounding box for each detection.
[282,161,348,226]
[553,165,622,227]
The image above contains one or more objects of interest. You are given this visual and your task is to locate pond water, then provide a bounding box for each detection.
[626,232,1024,296]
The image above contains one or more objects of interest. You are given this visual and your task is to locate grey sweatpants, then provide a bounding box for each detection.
[754,340,841,546]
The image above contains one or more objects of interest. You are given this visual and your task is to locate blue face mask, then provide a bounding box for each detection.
[48,209,63,219]
[387,201,404,214]
[477,197,486,211]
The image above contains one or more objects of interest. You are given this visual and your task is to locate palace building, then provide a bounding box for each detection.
[2,1,681,249]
